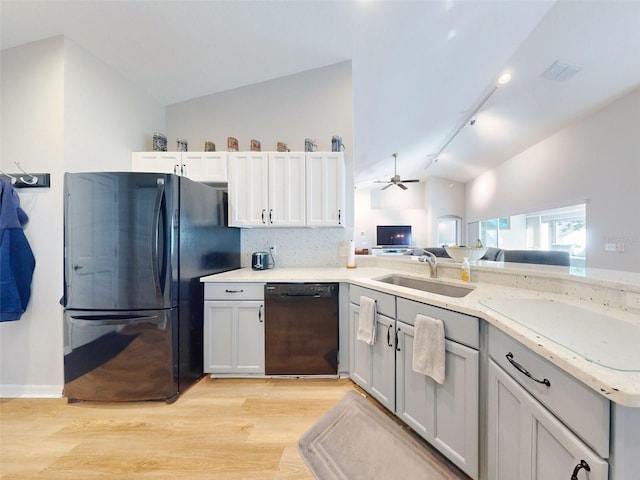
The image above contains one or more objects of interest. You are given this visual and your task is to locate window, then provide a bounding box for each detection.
[478,203,586,266]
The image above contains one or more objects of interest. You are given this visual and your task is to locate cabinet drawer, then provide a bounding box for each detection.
[204,283,265,301]
[349,285,395,318]
[489,325,610,458]
[396,297,479,349]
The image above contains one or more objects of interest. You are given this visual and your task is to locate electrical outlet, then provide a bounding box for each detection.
[627,292,640,311]
[605,243,625,252]
[270,245,276,256]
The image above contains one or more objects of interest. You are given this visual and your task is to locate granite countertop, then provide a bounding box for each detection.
[201,260,640,407]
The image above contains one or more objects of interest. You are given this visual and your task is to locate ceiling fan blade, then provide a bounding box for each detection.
[380,183,393,190]
[401,179,420,183]
[397,183,408,190]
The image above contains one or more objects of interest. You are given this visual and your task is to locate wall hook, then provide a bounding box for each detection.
[0,170,17,185]
[14,162,38,185]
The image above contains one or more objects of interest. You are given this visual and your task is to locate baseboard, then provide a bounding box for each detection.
[0,384,63,398]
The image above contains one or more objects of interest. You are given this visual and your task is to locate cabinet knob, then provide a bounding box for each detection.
[570,459,590,480]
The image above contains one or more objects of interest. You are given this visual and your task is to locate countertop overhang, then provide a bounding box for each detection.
[201,262,640,407]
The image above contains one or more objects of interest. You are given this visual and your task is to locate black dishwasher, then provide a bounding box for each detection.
[264,283,339,376]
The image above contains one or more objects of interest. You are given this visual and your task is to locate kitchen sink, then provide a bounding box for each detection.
[374,274,474,298]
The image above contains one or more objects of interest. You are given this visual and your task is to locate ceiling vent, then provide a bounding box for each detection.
[541,60,582,82]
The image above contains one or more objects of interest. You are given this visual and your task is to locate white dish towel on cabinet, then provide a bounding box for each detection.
[356,296,377,345]
[412,314,446,384]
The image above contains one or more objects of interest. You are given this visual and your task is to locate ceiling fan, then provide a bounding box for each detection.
[375,153,420,190]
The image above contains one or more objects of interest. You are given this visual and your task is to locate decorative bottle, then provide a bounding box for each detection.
[461,257,471,282]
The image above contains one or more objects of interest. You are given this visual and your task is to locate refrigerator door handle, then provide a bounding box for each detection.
[68,314,161,327]
[152,181,167,297]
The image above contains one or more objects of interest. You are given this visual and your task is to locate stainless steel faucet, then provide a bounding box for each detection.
[421,250,438,278]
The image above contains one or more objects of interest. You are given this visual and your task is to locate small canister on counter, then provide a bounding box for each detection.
[152,133,167,151]
[177,138,188,152]
[204,141,216,152]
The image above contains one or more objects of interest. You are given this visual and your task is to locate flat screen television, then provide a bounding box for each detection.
[376,225,412,247]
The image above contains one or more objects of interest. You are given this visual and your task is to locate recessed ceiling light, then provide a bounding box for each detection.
[497,72,512,85]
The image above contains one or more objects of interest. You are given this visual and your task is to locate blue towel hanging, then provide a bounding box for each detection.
[0,179,36,322]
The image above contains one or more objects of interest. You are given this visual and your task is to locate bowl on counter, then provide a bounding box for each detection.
[445,246,488,262]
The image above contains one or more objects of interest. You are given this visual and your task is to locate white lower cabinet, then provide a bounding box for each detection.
[203,283,265,375]
[348,285,480,479]
[487,359,608,480]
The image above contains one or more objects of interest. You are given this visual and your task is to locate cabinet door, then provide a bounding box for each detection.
[268,153,306,226]
[181,152,228,182]
[370,314,396,411]
[306,153,345,227]
[348,302,395,411]
[396,323,479,479]
[235,301,265,373]
[204,301,264,375]
[132,152,180,174]
[488,360,608,480]
[204,301,234,373]
[349,303,372,390]
[228,152,269,226]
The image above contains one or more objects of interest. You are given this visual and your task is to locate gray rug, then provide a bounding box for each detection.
[298,391,466,480]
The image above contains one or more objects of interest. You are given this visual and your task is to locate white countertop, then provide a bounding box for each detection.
[201,261,640,407]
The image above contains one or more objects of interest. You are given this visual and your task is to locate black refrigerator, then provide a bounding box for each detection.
[62,172,240,402]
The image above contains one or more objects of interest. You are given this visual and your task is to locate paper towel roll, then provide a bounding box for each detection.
[347,240,356,269]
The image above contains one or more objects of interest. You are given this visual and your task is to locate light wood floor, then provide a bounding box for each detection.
[1,377,467,479]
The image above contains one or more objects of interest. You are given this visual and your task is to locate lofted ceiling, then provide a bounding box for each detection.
[1,0,639,186]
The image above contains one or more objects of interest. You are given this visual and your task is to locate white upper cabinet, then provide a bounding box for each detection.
[132,152,181,175]
[179,152,228,183]
[268,152,306,227]
[306,152,345,227]
[228,152,270,227]
[229,152,343,228]
[132,152,228,183]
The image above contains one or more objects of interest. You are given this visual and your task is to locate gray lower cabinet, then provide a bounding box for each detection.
[349,303,395,411]
[487,324,609,480]
[395,322,479,478]
[487,359,608,480]
[203,283,265,375]
[349,285,480,479]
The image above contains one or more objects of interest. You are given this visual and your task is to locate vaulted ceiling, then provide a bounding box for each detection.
[2,1,639,185]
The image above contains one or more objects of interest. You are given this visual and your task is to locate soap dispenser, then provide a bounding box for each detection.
[461,257,471,282]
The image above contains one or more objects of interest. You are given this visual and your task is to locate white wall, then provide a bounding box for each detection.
[166,62,354,267]
[0,36,164,396]
[354,176,465,248]
[466,87,640,272]
[1,37,66,396]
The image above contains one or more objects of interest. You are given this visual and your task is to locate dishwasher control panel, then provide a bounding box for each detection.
[265,283,337,298]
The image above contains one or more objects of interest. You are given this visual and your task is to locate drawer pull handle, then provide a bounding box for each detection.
[570,459,591,479]
[506,352,551,387]
[258,305,263,323]
[225,289,245,294]
[387,324,393,347]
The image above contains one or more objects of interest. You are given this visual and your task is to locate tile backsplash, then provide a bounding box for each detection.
[240,228,351,268]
